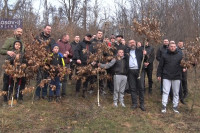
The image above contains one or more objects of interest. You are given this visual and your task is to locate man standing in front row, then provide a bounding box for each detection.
[157,41,186,113]
[127,40,147,111]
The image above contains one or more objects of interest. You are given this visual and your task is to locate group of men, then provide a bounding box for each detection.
[0,26,188,113]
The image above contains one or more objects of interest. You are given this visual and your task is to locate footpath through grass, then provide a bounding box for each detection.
[0,81,200,133]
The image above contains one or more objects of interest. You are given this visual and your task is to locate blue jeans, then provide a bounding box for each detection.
[36,84,48,97]
[49,76,60,97]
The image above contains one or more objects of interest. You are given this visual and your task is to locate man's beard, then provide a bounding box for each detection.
[130,45,136,50]
[15,35,21,40]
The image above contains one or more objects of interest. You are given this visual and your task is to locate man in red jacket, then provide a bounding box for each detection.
[57,33,73,97]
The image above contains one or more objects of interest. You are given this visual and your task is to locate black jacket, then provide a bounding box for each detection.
[91,38,103,53]
[113,42,126,55]
[113,56,128,75]
[50,53,65,66]
[140,45,155,64]
[35,32,56,52]
[74,39,92,65]
[70,41,80,52]
[157,49,183,80]
[100,56,128,75]
[156,44,168,62]
[126,47,147,70]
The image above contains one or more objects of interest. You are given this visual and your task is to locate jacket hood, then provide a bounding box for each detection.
[13,40,23,52]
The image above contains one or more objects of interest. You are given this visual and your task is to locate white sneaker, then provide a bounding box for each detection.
[120,102,126,107]
[161,105,166,113]
[173,107,179,113]
[113,102,118,107]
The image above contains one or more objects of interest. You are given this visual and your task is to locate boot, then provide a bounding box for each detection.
[48,96,53,102]
[82,88,87,98]
[148,88,152,95]
[56,96,61,103]
[3,95,8,102]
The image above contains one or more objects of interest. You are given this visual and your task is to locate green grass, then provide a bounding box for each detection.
[0,78,200,133]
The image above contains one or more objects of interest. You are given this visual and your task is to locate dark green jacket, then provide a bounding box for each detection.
[0,37,23,55]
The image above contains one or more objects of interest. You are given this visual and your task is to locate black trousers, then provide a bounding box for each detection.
[76,76,95,92]
[3,73,26,101]
[179,71,188,100]
[144,63,153,89]
[106,69,114,93]
[128,69,145,106]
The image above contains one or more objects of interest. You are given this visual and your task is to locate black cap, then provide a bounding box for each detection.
[116,35,123,38]
[85,33,92,38]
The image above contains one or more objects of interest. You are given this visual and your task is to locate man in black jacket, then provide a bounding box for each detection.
[177,40,188,104]
[90,30,105,95]
[113,35,126,55]
[156,39,169,61]
[157,41,186,113]
[69,35,80,81]
[35,25,56,52]
[156,39,169,95]
[127,40,147,111]
[141,40,155,94]
[35,25,56,100]
[74,33,93,97]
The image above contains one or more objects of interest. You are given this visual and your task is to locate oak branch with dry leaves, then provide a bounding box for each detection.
[73,42,114,85]
[1,39,71,105]
[133,17,163,79]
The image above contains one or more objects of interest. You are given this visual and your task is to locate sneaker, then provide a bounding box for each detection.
[131,104,137,110]
[161,105,166,113]
[88,90,94,94]
[61,93,66,97]
[113,102,118,107]
[140,105,146,111]
[48,97,53,102]
[42,96,47,100]
[173,107,179,113]
[120,102,126,107]
[34,96,40,101]
[56,97,61,103]
[180,99,186,104]
[100,90,107,95]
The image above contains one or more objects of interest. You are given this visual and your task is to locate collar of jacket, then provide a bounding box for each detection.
[141,45,150,48]
[163,44,168,49]
[40,32,50,38]
[83,39,91,44]
[60,40,68,44]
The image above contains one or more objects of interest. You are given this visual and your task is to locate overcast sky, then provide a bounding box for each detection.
[31,0,117,15]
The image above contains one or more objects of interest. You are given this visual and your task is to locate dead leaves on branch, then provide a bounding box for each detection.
[180,40,200,69]
[2,39,71,96]
[73,42,115,85]
[133,17,163,43]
